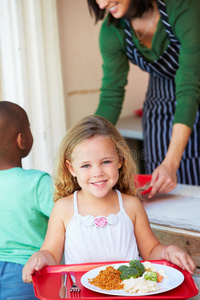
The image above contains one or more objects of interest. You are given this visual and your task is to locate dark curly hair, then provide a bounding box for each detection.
[87,0,155,24]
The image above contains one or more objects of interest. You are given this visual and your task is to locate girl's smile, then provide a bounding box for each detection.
[67,135,122,199]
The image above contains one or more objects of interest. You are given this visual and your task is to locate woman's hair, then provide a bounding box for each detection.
[87,0,154,24]
[53,115,139,202]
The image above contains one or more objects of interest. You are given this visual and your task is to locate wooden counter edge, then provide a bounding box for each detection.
[150,223,200,270]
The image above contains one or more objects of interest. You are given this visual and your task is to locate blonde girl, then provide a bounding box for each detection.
[23,116,195,283]
[54,114,138,201]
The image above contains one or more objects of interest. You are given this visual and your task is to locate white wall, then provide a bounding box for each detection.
[0,0,149,173]
[0,0,66,174]
[57,0,149,127]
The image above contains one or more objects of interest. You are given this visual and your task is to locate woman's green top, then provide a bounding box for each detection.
[95,0,200,129]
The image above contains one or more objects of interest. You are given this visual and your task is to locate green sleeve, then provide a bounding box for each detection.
[36,173,54,217]
[167,0,200,129]
[95,18,129,125]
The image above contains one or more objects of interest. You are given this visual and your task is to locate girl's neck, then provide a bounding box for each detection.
[76,189,120,217]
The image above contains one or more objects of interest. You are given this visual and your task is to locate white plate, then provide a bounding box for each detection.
[81,262,184,296]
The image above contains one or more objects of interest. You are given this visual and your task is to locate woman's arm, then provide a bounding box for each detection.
[149,123,191,197]
[149,0,200,195]
[95,18,129,125]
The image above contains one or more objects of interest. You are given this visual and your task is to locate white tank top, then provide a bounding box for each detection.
[64,190,139,264]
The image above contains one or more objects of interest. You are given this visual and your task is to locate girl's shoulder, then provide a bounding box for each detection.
[51,194,75,228]
[120,192,144,210]
[120,192,145,224]
[53,194,74,214]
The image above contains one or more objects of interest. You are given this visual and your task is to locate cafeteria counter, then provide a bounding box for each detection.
[116,115,143,140]
[144,184,200,299]
[117,116,200,298]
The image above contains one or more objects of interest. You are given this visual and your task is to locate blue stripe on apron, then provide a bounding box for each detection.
[124,0,200,185]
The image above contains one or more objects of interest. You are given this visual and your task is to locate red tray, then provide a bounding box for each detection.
[32,260,199,300]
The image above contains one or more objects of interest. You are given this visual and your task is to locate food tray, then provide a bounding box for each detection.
[32,260,199,299]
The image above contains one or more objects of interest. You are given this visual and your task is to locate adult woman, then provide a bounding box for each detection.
[87,0,200,197]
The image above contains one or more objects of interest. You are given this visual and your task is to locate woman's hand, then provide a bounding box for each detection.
[148,162,177,198]
[164,245,196,274]
[148,124,191,198]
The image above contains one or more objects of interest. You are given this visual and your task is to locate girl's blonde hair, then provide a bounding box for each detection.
[53,115,138,202]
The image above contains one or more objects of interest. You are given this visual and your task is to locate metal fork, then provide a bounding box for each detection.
[69,271,81,297]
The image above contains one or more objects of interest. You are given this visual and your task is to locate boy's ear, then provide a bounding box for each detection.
[17,133,25,150]
[66,160,76,177]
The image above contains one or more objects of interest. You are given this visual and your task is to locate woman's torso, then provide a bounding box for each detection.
[124,0,200,184]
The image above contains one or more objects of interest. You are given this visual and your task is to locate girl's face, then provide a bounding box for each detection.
[67,135,122,199]
[95,0,131,18]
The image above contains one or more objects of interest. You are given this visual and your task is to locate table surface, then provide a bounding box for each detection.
[144,184,200,233]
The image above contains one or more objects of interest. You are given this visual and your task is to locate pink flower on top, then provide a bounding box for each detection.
[94,216,107,227]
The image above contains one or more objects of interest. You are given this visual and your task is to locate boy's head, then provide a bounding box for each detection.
[0,101,33,169]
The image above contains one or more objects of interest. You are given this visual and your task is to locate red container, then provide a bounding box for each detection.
[134,109,143,117]
[134,174,152,195]
[32,260,199,300]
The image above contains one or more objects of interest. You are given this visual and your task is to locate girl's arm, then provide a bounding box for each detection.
[130,197,196,273]
[148,244,196,274]
[22,250,57,283]
[22,198,71,283]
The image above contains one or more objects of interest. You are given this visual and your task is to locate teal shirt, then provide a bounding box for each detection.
[95,0,200,129]
[0,168,54,265]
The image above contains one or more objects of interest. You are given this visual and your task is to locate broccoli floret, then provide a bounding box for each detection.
[129,260,145,276]
[120,266,140,280]
[144,272,158,282]
[118,265,129,273]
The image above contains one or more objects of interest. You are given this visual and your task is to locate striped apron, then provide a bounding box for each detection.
[124,0,200,185]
